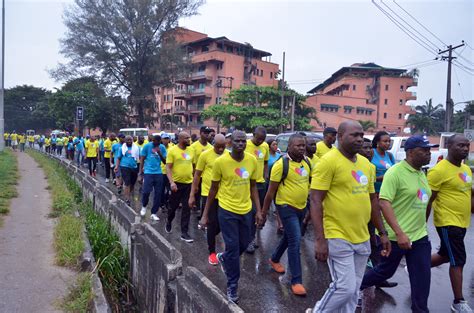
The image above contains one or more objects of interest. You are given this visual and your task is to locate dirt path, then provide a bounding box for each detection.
[0,151,74,312]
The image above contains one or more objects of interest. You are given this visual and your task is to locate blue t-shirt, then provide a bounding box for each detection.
[268,152,281,171]
[112,142,122,163]
[75,138,84,151]
[51,137,57,144]
[371,148,395,193]
[119,145,138,169]
[67,142,74,151]
[140,143,167,174]
[99,139,105,151]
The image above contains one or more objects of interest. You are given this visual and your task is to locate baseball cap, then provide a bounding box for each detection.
[200,126,212,133]
[225,133,232,138]
[404,135,439,151]
[117,133,125,138]
[323,127,337,135]
[161,133,171,139]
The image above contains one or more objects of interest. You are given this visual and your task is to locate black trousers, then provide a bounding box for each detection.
[104,157,111,179]
[202,196,220,254]
[168,183,191,235]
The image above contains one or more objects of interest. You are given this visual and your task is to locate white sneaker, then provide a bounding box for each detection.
[140,207,147,217]
[105,178,109,183]
[150,214,160,221]
[452,301,473,313]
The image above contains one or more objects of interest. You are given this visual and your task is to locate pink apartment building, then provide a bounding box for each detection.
[305,63,417,133]
[153,28,280,133]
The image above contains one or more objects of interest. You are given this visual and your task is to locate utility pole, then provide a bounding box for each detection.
[279,52,285,134]
[290,95,296,131]
[0,0,5,152]
[439,42,464,132]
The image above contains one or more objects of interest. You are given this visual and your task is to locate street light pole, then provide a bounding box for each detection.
[0,0,5,152]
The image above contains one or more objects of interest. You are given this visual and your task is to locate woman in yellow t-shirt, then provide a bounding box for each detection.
[85,136,99,176]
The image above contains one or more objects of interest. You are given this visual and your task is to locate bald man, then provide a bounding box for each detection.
[308,121,390,313]
[165,132,195,243]
[190,134,227,265]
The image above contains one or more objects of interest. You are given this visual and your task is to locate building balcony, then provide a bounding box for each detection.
[406,91,417,101]
[174,106,187,114]
[188,104,205,112]
[175,71,213,84]
[174,88,212,99]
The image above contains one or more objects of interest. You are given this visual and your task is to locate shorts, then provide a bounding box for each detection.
[120,167,138,187]
[436,226,467,267]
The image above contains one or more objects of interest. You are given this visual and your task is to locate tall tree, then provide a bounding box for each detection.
[406,98,445,135]
[52,0,202,127]
[202,86,316,133]
[4,85,55,132]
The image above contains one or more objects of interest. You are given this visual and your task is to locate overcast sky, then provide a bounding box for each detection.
[5,0,474,110]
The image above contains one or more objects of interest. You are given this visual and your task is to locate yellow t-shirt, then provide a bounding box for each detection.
[28,135,34,142]
[85,140,99,158]
[245,140,269,183]
[196,148,222,197]
[63,137,69,146]
[10,134,18,141]
[45,138,51,147]
[166,145,194,184]
[103,138,116,158]
[19,135,26,144]
[427,160,472,228]
[307,154,320,168]
[212,151,258,214]
[3,133,8,140]
[271,157,312,209]
[315,141,335,159]
[191,140,213,164]
[161,144,172,174]
[311,149,375,244]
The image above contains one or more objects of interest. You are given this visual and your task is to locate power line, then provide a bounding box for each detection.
[396,58,439,68]
[465,42,474,50]
[393,0,447,47]
[452,66,466,102]
[453,60,474,72]
[381,0,440,51]
[453,63,474,76]
[372,1,438,56]
[454,44,474,66]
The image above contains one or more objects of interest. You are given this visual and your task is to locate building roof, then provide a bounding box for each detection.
[184,35,272,58]
[307,63,407,94]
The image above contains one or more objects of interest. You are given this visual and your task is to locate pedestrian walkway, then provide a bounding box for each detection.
[0,152,74,313]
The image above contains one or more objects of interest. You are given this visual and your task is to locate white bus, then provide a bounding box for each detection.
[119,128,149,138]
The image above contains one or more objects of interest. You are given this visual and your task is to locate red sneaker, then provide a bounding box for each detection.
[208,253,219,265]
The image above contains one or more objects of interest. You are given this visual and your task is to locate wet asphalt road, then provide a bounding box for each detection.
[59,153,473,312]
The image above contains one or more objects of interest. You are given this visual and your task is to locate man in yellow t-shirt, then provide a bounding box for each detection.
[262,133,311,296]
[200,130,262,303]
[18,134,26,152]
[10,131,18,150]
[309,121,389,313]
[3,132,9,147]
[315,127,337,158]
[165,132,194,242]
[103,133,117,183]
[427,134,473,312]
[244,126,269,253]
[85,136,99,177]
[189,134,226,265]
[190,126,213,212]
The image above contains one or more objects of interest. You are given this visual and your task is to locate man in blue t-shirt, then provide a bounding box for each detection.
[115,135,139,205]
[111,133,125,194]
[139,135,167,221]
[74,136,85,167]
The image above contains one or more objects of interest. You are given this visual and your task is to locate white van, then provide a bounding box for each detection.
[119,128,149,138]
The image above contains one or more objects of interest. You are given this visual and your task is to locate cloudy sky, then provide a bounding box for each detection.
[5,0,474,109]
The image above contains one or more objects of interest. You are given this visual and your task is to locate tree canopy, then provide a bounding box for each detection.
[406,98,445,135]
[201,86,316,133]
[52,0,203,127]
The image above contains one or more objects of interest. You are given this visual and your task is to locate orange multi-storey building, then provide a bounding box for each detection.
[305,63,417,133]
[154,28,279,133]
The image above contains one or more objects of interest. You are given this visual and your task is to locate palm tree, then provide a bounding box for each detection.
[406,98,445,135]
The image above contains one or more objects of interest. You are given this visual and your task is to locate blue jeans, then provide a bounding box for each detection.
[271,204,305,284]
[218,208,252,291]
[75,150,84,166]
[361,236,431,313]
[142,174,163,214]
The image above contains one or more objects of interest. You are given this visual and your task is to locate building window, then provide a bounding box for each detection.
[366,99,369,104]
[260,70,264,77]
[198,64,206,72]
[400,85,404,92]
[226,46,233,53]
[217,63,223,70]
[320,104,339,112]
[202,45,209,52]
[217,43,223,50]
[270,72,273,79]
[215,97,222,104]
[385,85,389,91]
[384,99,388,105]
[344,106,353,114]
[399,113,402,119]
[384,112,388,119]
[399,99,403,105]
[352,85,356,91]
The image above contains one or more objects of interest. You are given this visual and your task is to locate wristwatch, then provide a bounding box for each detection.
[378,230,388,237]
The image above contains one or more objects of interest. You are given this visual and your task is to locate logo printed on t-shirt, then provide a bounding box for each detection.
[458,172,472,183]
[295,167,308,177]
[417,188,429,203]
[181,153,191,160]
[254,150,264,159]
[380,160,391,169]
[351,170,368,185]
[234,167,250,179]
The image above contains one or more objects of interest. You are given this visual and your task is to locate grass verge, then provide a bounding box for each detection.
[59,272,94,312]
[0,149,19,216]
[28,149,135,311]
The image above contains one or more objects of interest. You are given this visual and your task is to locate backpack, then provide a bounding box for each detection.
[274,154,312,185]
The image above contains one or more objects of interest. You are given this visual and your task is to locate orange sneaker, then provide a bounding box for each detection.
[268,259,285,274]
[291,284,307,296]
[208,253,219,265]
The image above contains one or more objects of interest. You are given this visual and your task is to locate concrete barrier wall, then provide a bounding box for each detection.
[41,153,235,313]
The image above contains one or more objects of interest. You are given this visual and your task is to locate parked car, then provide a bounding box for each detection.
[246,133,277,142]
[275,131,323,153]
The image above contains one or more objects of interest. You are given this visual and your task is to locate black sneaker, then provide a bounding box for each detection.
[117,186,122,194]
[165,222,172,234]
[375,280,398,288]
[227,287,239,304]
[180,233,194,243]
[246,239,256,254]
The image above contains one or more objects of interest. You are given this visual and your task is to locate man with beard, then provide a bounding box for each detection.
[115,135,139,205]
